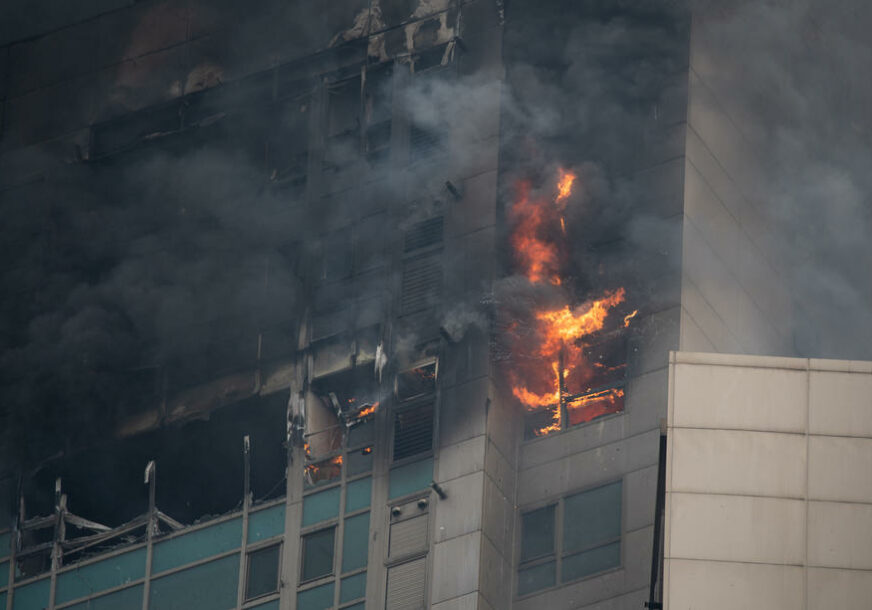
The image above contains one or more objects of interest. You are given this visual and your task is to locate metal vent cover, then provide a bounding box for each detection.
[385,557,427,610]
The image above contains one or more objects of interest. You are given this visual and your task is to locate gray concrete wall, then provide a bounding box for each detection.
[665,351,872,610]
[679,15,794,356]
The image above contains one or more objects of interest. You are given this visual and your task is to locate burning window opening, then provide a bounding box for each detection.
[505,169,639,439]
[395,360,438,402]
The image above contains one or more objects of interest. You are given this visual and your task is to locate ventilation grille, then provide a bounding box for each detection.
[400,255,442,315]
[389,514,429,558]
[393,403,434,461]
[409,125,442,163]
[386,557,427,610]
[403,217,443,253]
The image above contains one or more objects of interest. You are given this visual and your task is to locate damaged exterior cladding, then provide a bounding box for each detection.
[0,1,849,610]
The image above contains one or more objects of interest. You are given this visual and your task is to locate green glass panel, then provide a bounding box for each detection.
[245,545,280,599]
[341,512,369,573]
[0,592,5,608]
[301,528,335,582]
[521,505,555,562]
[562,542,621,582]
[148,554,239,610]
[0,560,7,588]
[248,504,285,543]
[563,481,622,553]
[344,604,365,610]
[345,477,371,513]
[56,547,146,603]
[347,421,374,447]
[296,581,334,609]
[250,599,279,610]
[340,571,366,603]
[0,532,10,560]
[517,561,555,597]
[302,487,340,527]
[346,447,373,476]
[12,577,50,610]
[65,584,143,610]
[152,517,241,574]
[388,457,433,499]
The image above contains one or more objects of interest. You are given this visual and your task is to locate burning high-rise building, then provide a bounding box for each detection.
[1,1,871,609]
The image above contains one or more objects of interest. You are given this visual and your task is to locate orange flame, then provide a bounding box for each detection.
[506,169,628,437]
[623,310,638,328]
[356,401,379,418]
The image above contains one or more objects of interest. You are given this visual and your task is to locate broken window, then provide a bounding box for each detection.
[324,76,362,173]
[245,544,281,600]
[301,527,335,582]
[517,481,622,598]
[267,96,309,190]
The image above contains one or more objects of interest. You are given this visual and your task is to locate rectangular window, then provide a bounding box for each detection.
[517,481,622,597]
[245,544,281,600]
[301,527,335,582]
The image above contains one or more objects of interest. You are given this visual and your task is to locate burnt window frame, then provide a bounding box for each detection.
[406,43,458,167]
[244,541,283,601]
[516,479,624,599]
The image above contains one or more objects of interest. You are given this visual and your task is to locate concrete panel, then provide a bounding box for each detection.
[520,413,626,470]
[481,473,512,557]
[447,169,497,237]
[432,591,478,610]
[670,428,806,498]
[809,436,872,503]
[808,371,872,437]
[734,285,784,356]
[626,367,669,438]
[518,429,660,506]
[484,439,515,498]
[625,465,658,532]
[633,306,681,377]
[684,159,739,277]
[680,276,742,354]
[437,435,486,482]
[439,376,489,448]
[671,362,807,433]
[665,558,804,610]
[808,501,872,570]
[433,471,484,543]
[807,567,872,610]
[667,493,805,565]
[478,534,511,610]
[431,532,481,604]
[8,20,100,96]
[634,156,686,218]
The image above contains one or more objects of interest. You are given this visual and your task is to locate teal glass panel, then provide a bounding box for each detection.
[344,604,365,610]
[0,532,10,560]
[152,517,241,573]
[12,577,50,610]
[517,561,555,597]
[149,554,239,610]
[302,487,340,527]
[56,547,146,604]
[248,504,285,543]
[296,581,334,610]
[250,599,279,610]
[0,592,5,608]
[388,457,433,499]
[65,584,143,610]
[563,481,621,553]
[341,512,369,573]
[340,571,366,603]
[346,447,373,476]
[562,542,621,582]
[345,477,371,513]
[0,560,7,588]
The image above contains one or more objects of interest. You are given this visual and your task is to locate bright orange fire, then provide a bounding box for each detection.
[507,169,632,436]
[356,401,379,418]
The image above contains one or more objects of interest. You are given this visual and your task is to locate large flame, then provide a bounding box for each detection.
[507,169,631,436]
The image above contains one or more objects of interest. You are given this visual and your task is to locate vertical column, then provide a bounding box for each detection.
[141,461,156,610]
[236,436,252,609]
[48,478,65,610]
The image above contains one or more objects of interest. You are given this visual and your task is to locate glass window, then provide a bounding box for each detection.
[562,541,621,582]
[346,446,373,476]
[563,481,622,553]
[388,457,434,499]
[340,571,366,603]
[345,477,371,513]
[301,528,335,582]
[245,544,281,600]
[302,486,340,527]
[520,505,555,562]
[517,561,556,597]
[341,512,370,573]
[296,581,334,610]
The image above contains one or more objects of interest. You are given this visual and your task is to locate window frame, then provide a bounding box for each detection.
[243,541,283,602]
[516,479,624,599]
[299,526,337,585]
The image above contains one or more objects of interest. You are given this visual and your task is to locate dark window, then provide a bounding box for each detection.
[396,362,437,401]
[520,505,555,562]
[393,403,434,461]
[301,527,335,582]
[245,544,281,600]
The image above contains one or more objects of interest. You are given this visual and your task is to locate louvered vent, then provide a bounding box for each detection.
[386,557,427,610]
[393,403,434,461]
[403,217,443,253]
[410,125,442,162]
[400,256,442,314]
[389,514,429,558]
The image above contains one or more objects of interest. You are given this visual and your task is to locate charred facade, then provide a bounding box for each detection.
[2,1,866,609]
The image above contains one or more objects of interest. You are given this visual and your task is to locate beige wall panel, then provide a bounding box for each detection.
[808,371,872,437]
[808,501,872,570]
